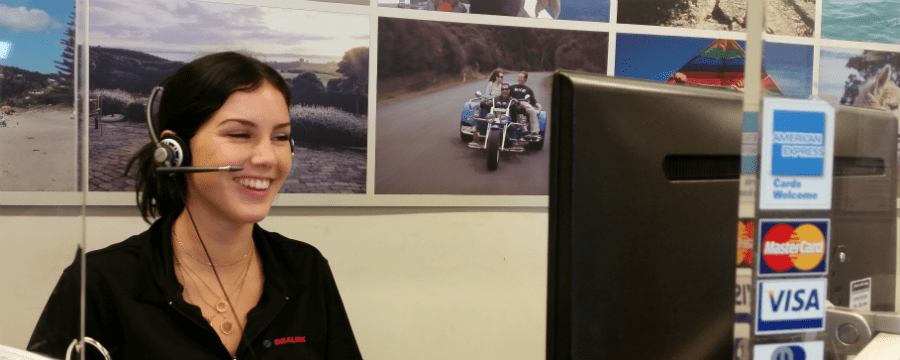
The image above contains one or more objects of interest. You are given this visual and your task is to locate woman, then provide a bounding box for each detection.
[485,69,505,97]
[28,52,362,360]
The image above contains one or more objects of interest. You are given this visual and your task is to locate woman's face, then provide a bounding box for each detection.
[184,81,292,225]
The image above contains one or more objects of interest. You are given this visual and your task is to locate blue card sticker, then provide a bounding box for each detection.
[759,98,835,210]
[771,110,825,176]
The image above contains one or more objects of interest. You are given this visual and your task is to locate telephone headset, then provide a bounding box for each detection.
[146,81,296,360]
[147,85,294,174]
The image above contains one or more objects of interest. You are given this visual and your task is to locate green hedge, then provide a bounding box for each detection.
[289,105,366,148]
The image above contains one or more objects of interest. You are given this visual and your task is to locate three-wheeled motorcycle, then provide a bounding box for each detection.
[459,91,547,170]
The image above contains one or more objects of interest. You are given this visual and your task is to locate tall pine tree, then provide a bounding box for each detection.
[52,8,75,98]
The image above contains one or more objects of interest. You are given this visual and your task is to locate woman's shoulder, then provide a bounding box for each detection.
[254,226,326,261]
[254,226,335,283]
[81,230,153,275]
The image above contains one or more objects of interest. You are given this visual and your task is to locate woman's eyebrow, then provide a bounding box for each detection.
[219,119,291,129]
[220,119,257,127]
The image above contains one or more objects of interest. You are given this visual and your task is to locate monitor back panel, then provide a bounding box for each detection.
[548,70,897,360]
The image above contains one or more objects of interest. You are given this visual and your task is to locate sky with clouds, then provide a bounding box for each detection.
[0,0,72,74]
[89,0,369,64]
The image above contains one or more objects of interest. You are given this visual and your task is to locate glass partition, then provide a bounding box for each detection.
[736,0,900,358]
[0,0,88,358]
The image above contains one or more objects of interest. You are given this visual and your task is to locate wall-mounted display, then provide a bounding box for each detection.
[617,0,814,37]
[377,0,610,22]
[375,17,608,195]
[87,0,369,193]
[822,0,899,44]
[0,0,77,192]
[615,34,813,98]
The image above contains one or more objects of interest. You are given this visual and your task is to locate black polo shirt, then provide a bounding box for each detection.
[28,214,362,360]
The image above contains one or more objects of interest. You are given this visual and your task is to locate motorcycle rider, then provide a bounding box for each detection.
[509,71,541,140]
[472,83,522,145]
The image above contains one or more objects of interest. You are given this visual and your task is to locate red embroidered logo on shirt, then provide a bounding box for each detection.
[274,336,306,345]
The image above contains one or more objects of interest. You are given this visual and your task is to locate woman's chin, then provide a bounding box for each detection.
[236,204,273,224]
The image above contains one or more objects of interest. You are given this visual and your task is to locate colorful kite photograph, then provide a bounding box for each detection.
[615,34,813,99]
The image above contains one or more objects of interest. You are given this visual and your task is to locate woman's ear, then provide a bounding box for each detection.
[160,130,176,138]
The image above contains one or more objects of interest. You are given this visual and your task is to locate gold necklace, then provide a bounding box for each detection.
[176,254,252,335]
[173,228,251,267]
[173,237,254,336]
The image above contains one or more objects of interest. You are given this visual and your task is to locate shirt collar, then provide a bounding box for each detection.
[132,213,303,303]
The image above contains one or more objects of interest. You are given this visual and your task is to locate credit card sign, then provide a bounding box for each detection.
[758,220,829,277]
[756,279,826,335]
[754,341,823,360]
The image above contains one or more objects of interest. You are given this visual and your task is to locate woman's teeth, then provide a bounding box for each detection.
[239,178,270,190]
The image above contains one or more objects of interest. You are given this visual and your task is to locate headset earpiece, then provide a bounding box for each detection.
[156,134,191,167]
[147,85,192,170]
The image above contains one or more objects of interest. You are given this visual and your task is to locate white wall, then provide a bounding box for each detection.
[0,206,548,360]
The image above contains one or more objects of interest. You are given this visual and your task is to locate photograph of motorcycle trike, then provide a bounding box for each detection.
[459,91,547,170]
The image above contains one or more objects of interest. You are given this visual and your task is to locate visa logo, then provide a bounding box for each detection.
[755,279,827,335]
[766,288,820,312]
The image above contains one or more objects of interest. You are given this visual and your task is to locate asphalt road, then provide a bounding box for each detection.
[376,72,552,195]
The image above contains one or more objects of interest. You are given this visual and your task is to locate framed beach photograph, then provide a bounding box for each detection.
[375,17,608,195]
[617,0,814,37]
[0,0,78,192]
[615,34,813,99]
[377,0,611,23]
[87,0,369,194]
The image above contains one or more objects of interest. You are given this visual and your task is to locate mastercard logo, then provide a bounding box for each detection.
[759,220,829,277]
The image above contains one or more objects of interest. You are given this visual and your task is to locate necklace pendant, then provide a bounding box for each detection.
[216,299,229,313]
[221,319,234,335]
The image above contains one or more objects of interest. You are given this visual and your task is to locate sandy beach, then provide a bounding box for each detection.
[0,106,78,191]
[662,0,814,37]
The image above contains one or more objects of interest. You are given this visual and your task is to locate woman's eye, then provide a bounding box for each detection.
[274,134,292,142]
[228,133,251,139]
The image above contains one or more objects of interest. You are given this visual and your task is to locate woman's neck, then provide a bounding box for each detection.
[173,205,255,267]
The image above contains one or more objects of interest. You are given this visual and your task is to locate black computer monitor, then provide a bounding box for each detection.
[547,70,897,360]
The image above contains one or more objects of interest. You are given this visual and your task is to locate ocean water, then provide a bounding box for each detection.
[822,0,900,44]
[558,0,611,22]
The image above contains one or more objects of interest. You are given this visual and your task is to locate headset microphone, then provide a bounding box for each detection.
[155,165,243,173]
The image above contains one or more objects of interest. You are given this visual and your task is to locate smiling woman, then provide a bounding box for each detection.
[27,52,363,360]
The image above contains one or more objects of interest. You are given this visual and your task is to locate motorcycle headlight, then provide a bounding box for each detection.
[486,114,495,120]
[500,115,509,122]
